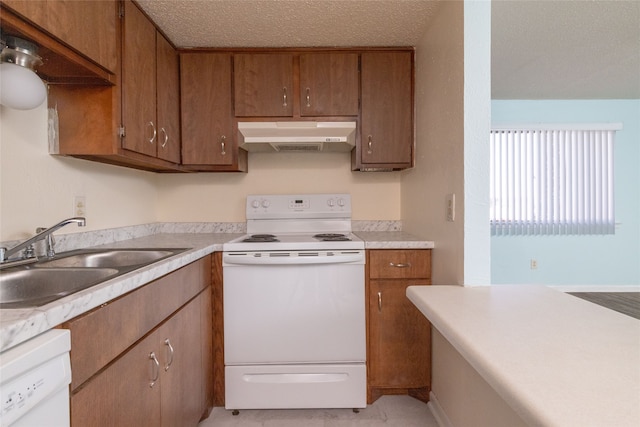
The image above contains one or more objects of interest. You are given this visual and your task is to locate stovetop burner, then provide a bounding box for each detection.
[242,234,279,243]
[313,233,352,242]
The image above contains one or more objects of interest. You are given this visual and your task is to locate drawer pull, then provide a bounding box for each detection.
[149,352,160,388]
[164,338,174,371]
[378,291,382,312]
[389,262,412,268]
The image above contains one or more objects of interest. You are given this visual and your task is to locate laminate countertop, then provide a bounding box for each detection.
[1,230,432,353]
[406,285,640,427]
[354,231,434,249]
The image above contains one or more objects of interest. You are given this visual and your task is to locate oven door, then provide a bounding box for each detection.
[223,250,366,365]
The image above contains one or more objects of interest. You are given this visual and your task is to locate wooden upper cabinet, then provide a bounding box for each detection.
[121,0,181,165]
[181,53,247,171]
[156,33,181,164]
[234,53,294,117]
[121,0,157,158]
[1,0,118,73]
[359,51,413,169]
[299,53,359,117]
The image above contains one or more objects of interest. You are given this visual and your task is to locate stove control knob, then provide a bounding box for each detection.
[261,200,271,208]
[251,200,260,209]
[327,199,336,207]
[337,198,346,207]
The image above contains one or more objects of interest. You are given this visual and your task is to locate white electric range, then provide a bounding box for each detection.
[222,194,366,411]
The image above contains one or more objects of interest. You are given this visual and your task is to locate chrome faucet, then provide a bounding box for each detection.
[0,217,86,263]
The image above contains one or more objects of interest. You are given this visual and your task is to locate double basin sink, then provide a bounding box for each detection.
[0,248,188,309]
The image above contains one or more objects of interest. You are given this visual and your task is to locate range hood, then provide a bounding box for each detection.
[238,121,356,152]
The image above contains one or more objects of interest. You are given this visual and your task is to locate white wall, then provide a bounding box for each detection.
[403,0,465,285]
[0,102,402,240]
[463,0,491,285]
[156,153,401,222]
[0,103,158,240]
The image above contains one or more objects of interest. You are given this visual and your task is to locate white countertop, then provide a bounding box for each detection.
[1,229,432,353]
[0,233,239,353]
[406,285,640,427]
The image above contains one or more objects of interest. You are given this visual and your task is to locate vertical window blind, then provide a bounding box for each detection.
[490,124,621,236]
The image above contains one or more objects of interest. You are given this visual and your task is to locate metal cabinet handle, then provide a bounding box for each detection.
[389,262,412,268]
[147,121,157,144]
[305,87,311,107]
[164,338,174,371]
[377,291,382,312]
[149,352,160,388]
[282,87,288,107]
[159,127,168,148]
[367,135,373,154]
[220,135,226,155]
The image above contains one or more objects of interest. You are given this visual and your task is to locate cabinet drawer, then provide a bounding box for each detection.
[368,250,431,279]
[64,255,212,390]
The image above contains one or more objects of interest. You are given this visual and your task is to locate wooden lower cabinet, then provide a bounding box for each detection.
[366,249,432,404]
[66,256,213,426]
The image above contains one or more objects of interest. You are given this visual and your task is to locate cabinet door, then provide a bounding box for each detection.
[234,53,293,117]
[181,53,234,165]
[71,328,162,426]
[160,296,203,427]
[2,0,117,73]
[121,0,157,157]
[368,280,430,388]
[360,51,413,166]
[299,53,359,117]
[156,33,181,163]
[48,0,118,72]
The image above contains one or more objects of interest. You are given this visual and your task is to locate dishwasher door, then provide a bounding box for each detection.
[0,330,71,427]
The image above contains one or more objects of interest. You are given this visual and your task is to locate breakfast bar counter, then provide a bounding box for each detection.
[406,284,640,427]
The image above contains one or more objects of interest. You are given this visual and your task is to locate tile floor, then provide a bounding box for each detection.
[198,395,438,427]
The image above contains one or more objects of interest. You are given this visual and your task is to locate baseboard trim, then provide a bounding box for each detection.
[550,285,640,292]
[427,391,453,427]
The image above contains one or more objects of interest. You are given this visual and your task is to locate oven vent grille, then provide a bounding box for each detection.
[273,143,323,152]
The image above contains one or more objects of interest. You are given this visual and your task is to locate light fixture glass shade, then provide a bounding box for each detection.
[0,62,47,110]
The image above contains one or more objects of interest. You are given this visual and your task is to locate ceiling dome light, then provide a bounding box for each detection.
[0,35,46,110]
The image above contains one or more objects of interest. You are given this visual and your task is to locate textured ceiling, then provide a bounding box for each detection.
[137,0,640,99]
[137,0,439,48]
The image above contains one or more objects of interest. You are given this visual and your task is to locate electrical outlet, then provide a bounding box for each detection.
[530,259,538,270]
[446,193,455,222]
[74,196,86,217]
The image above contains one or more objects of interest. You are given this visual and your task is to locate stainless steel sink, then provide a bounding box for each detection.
[35,249,178,268]
[0,248,188,309]
[0,268,119,308]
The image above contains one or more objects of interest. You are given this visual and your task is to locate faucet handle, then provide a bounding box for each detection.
[23,244,36,259]
[36,227,56,258]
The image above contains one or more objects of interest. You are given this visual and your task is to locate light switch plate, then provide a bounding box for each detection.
[446,193,455,222]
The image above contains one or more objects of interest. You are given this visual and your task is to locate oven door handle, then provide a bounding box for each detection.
[223,254,364,266]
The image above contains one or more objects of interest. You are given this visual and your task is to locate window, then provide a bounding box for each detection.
[490,124,621,236]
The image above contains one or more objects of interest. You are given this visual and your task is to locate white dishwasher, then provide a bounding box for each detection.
[0,330,71,427]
